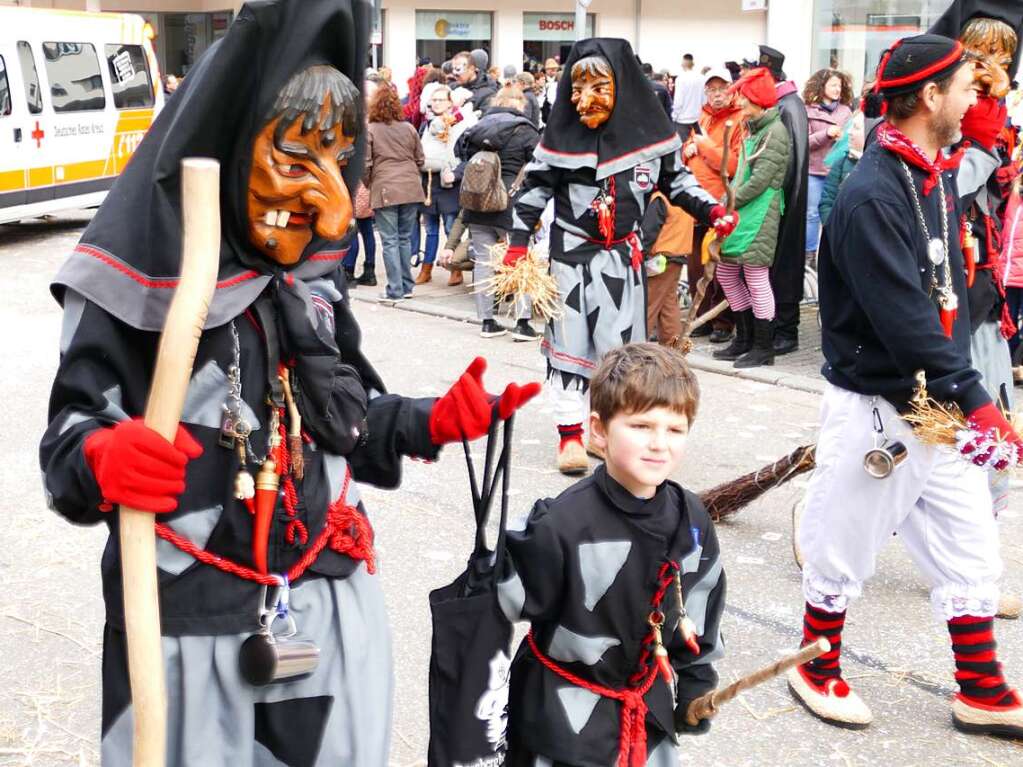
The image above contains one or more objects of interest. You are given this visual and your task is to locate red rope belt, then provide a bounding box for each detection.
[154,465,376,587]
[585,231,645,272]
[525,630,659,767]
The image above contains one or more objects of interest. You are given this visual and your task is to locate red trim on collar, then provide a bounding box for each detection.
[73,244,261,290]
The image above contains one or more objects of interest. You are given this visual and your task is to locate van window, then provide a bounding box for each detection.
[0,56,10,116]
[42,42,105,112]
[17,42,43,114]
[105,44,154,109]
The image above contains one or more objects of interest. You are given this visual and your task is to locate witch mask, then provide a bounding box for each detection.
[571,56,616,130]
[248,65,362,266]
[961,17,1017,98]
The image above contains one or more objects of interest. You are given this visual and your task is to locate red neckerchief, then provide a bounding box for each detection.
[876,121,967,195]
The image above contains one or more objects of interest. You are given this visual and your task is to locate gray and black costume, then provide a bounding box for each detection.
[508,39,717,429]
[498,465,726,765]
[39,1,440,764]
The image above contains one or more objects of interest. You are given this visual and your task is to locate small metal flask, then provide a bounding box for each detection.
[239,582,320,686]
[863,405,908,479]
[863,439,908,479]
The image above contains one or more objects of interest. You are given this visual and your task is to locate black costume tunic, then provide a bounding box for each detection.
[499,465,725,766]
[819,139,989,413]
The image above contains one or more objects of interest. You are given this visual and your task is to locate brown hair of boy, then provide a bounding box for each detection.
[590,343,700,425]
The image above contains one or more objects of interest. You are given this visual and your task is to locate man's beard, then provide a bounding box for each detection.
[930,104,963,148]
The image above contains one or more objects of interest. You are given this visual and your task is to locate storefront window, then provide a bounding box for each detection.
[812,1,947,89]
[415,11,492,67]
[522,12,595,73]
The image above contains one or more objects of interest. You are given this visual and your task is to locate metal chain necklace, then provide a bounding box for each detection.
[898,159,957,315]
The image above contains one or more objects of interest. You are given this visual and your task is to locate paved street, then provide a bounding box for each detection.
[1,212,1022,767]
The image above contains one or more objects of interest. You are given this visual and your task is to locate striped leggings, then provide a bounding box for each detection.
[715,262,775,320]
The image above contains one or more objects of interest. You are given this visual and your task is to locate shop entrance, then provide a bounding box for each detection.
[522,12,594,73]
[415,11,491,68]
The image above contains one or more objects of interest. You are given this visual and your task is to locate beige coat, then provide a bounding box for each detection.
[365,120,425,209]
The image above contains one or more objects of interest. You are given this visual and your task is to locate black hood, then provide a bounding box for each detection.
[929,0,1023,76]
[535,38,680,180]
[53,0,370,332]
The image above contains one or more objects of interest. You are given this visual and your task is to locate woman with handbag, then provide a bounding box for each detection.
[342,181,379,287]
[417,85,473,285]
[454,87,541,339]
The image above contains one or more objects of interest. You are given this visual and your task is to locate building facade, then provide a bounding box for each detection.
[2,1,969,94]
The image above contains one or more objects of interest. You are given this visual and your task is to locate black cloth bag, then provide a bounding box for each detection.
[428,414,515,766]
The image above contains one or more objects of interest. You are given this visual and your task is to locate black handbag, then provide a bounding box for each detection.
[427,414,515,766]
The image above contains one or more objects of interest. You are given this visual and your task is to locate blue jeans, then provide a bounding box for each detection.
[422,211,457,265]
[342,217,377,272]
[805,174,826,253]
[375,204,417,298]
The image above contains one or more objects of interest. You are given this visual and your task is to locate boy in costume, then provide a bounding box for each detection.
[39,1,539,763]
[498,343,726,766]
[788,33,1023,736]
[503,38,737,476]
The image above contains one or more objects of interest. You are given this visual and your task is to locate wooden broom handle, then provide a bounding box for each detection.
[118,158,220,766]
[686,637,830,725]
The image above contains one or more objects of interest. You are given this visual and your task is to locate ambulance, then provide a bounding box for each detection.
[0,6,165,224]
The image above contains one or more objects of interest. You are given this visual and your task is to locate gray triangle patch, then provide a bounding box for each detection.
[556,685,601,734]
[579,541,631,610]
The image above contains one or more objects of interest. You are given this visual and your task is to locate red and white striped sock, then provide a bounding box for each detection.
[557,423,584,451]
[949,615,1020,710]
[801,602,849,695]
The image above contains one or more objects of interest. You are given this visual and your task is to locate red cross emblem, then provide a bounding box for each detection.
[31,121,44,148]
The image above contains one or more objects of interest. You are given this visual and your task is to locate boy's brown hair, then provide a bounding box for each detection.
[590,343,699,424]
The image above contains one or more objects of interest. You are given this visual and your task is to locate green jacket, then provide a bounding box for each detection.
[720,107,790,267]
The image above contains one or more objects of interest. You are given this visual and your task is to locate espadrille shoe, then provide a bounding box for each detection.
[997,593,1022,620]
[787,665,873,729]
[585,437,605,461]
[557,439,589,476]
[952,695,1023,739]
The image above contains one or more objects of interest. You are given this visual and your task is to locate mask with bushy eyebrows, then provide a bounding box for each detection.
[961,17,1017,98]
[247,65,362,265]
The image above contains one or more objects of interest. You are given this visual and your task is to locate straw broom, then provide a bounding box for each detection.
[699,444,817,521]
[477,241,563,321]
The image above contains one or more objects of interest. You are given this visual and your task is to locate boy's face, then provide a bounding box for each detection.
[589,406,689,499]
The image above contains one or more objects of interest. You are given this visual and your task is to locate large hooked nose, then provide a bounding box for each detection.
[305,162,352,241]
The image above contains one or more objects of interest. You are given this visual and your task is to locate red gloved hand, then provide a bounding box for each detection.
[429,357,542,445]
[84,419,203,513]
[960,96,1007,152]
[503,245,528,268]
[710,204,739,238]
[961,402,1023,470]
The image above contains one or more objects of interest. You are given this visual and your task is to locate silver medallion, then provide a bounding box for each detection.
[927,237,945,266]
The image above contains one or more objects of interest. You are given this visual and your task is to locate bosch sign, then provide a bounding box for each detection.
[538,19,574,31]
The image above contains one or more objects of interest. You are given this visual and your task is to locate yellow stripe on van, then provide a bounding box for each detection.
[0,170,26,193]
[28,166,54,187]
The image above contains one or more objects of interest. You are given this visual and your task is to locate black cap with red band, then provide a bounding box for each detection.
[863,33,966,117]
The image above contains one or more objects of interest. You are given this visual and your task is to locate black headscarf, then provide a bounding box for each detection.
[929,0,1023,76]
[534,38,680,181]
[53,0,370,332]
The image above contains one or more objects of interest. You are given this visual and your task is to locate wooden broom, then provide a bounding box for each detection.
[118,158,220,766]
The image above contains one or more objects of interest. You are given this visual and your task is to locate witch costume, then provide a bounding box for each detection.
[39,1,538,763]
[507,38,727,473]
[499,464,726,766]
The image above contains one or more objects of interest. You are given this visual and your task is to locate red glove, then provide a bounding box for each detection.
[960,96,1007,152]
[961,402,1023,470]
[84,419,203,513]
[503,245,527,268]
[710,204,739,238]
[429,357,542,445]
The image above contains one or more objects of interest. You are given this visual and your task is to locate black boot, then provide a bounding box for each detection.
[734,318,775,368]
[713,310,753,361]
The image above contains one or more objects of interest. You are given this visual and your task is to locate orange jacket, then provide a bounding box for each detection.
[685,103,746,199]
